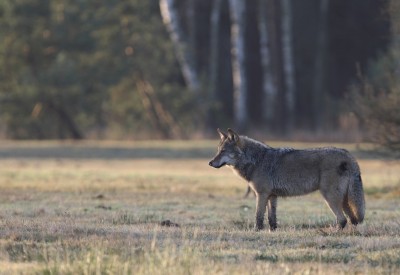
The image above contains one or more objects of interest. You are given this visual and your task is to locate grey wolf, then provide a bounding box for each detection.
[209,128,365,231]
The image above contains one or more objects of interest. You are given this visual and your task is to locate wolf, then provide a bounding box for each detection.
[209,128,365,231]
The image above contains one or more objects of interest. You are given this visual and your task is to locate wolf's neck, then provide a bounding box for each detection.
[232,147,262,182]
[231,161,256,182]
[230,137,268,182]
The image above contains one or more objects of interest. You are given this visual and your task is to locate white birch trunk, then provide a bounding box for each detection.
[281,0,295,131]
[258,0,277,122]
[159,0,199,94]
[229,0,247,128]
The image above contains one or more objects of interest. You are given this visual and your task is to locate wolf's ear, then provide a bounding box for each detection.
[217,128,227,140]
[227,128,240,143]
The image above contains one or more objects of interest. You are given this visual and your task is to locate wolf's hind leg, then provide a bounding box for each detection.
[267,195,277,231]
[321,192,347,229]
[255,193,268,231]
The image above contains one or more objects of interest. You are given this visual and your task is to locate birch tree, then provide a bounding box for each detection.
[258,0,277,123]
[159,0,200,94]
[229,0,247,129]
[281,0,295,133]
[207,0,223,128]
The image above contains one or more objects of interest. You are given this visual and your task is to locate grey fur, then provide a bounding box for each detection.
[209,128,365,231]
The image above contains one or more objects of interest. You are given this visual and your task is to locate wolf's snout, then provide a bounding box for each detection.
[209,159,224,168]
[209,159,218,168]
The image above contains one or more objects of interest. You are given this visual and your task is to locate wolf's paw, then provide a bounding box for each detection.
[337,219,347,230]
[269,225,277,232]
[254,224,264,231]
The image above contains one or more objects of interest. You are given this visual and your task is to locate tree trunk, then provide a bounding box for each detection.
[137,79,182,139]
[245,0,263,124]
[209,0,223,98]
[312,0,329,131]
[46,100,84,140]
[219,0,234,119]
[159,0,200,94]
[258,0,277,124]
[266,0,285,133]
[208,0,223,129]
[229,0,247,130]
[281,0,295,134]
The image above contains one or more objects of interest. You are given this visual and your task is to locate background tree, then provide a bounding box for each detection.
[0,0,189,139]
[0,0,394,140]
[351,0,400,150]
[258,0,277,125]
[229,0,248,130]
[281,0,295,134]
[159,0,200,94]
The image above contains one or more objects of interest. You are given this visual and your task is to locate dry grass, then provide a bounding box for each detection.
[0,140,399,274]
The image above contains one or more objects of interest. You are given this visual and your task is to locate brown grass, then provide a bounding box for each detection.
[0,141,399,274]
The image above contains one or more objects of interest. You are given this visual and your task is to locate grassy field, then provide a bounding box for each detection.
[0,140,399,274]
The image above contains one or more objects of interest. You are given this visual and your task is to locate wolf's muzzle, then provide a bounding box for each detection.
[209,160,225,168]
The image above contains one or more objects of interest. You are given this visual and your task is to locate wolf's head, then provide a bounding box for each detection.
[209,128,243,168]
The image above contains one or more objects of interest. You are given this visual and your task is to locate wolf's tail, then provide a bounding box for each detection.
[347,173,365,224]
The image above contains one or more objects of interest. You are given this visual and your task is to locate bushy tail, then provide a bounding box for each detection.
[347,173,365,224]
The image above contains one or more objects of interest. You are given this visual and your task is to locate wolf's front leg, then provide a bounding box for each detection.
[255,193,268,231]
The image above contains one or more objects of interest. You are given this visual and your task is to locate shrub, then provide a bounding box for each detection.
[350,0,400,150]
